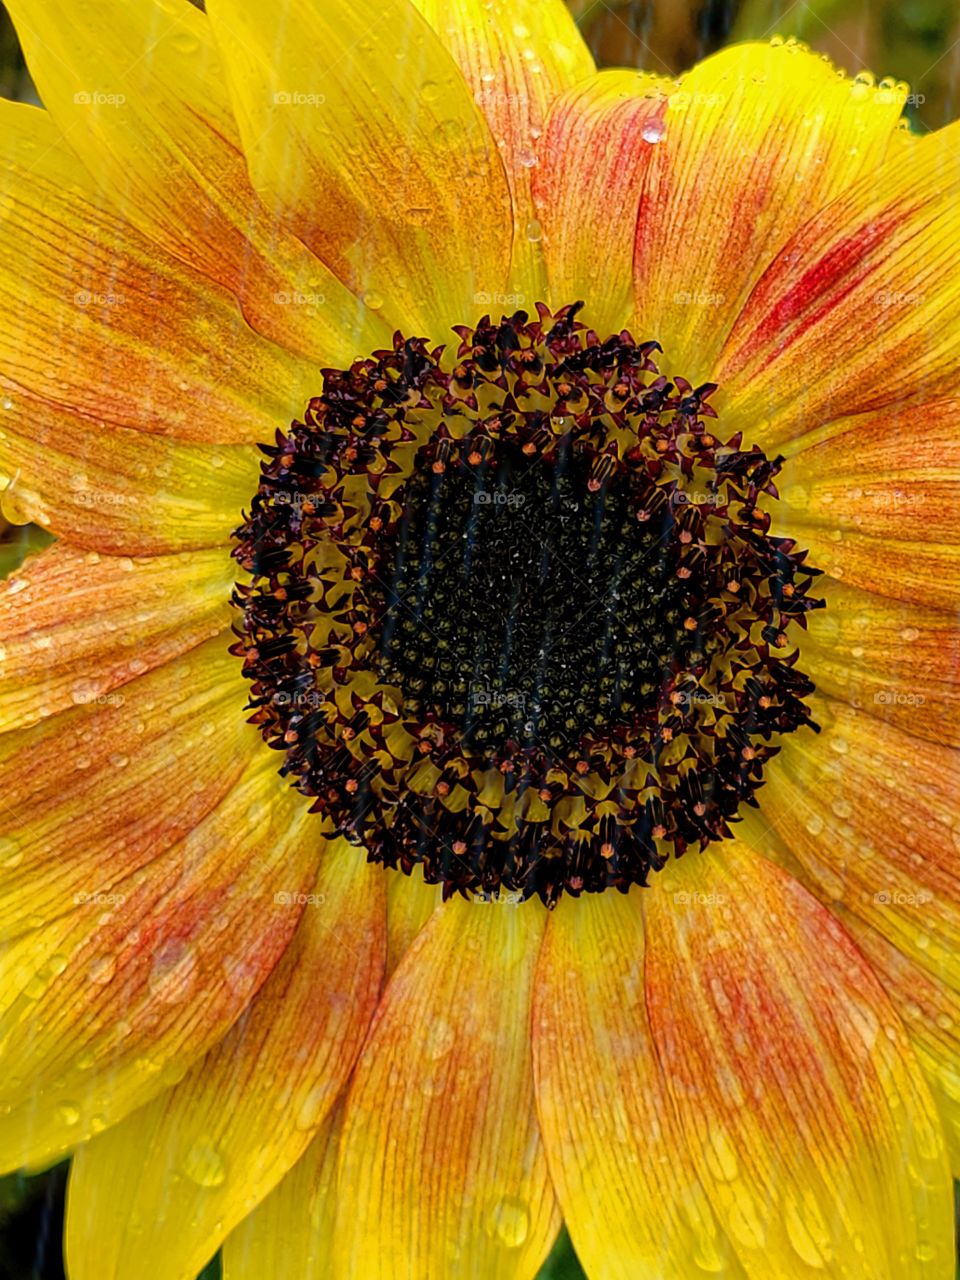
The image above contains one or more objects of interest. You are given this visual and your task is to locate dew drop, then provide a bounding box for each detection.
[88,954,117,985]
[425,1019,456,1060]
[149,941,199,1002]
[703,1128,739,1182]
[0,837,22,869]
[641,120,665,144]
[182,1138,228,1188]
[57,1102,81,1127]
[485,1196,530,1248]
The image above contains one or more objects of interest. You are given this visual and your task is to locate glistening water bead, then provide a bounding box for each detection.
[232,303,823,905]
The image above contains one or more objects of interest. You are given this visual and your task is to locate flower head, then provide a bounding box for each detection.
[0,1,959,1278]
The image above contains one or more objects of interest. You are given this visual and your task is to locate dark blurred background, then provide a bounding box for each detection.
[1,0,959,1276]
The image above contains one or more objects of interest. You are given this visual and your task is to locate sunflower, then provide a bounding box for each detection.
[0,0,958,1276]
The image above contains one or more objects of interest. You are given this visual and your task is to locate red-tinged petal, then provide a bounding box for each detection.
[716,118,960,445]
[207,0,512,341]
[746,696,960,1007]
[645,841,953,1277]
[335,897,559,1279]
[534,891,746,1279]
[0,101,315,445]
[411,0,594,300]
[0,394,261,555]
[533,70,673,335]
[0,734,315,1172]
[64,841,385,1280]
[222,1110,342,1280]
[833,917,960,1176]
[802,578,960,748]
[5,0,391,363]
[632,43,910,385]
[0,544,234,734]
[774,398,960,609]
[0,637,249,943]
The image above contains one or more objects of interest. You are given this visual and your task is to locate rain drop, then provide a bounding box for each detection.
[485,1196,530,1248]
[182,1138,228,1188]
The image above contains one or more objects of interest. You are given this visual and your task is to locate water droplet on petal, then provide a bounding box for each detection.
[424,1019,456,1060]
[182,1138,227,1188]
[485,1196,530,1248]
[57,1102,81,1127]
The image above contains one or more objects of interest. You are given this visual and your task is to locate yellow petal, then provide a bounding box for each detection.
[0,638,248,943]
[207,0,513,341]
[803,577,960,748]
[222,1109,342,1280]
[0,100,315,444]
[717,117,960,445]
[534,890,746,1279]
[0,391,260,553]
[411,0,594,302]
[0,544,234,734]
[65,841,385,1280]
[776,397,960,610]
[748,695,960,1008]
[533,69,673,334]
[834,918,960,1177]
[645,841,953,1277]
[335,897,559,1279]
[0,712,315,1172]
[385,868,442,977]
[5,0,391,363]
[633,42,910,385]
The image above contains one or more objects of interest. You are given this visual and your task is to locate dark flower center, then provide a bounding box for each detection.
[373,442,691,750]
[232,303,823,905]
